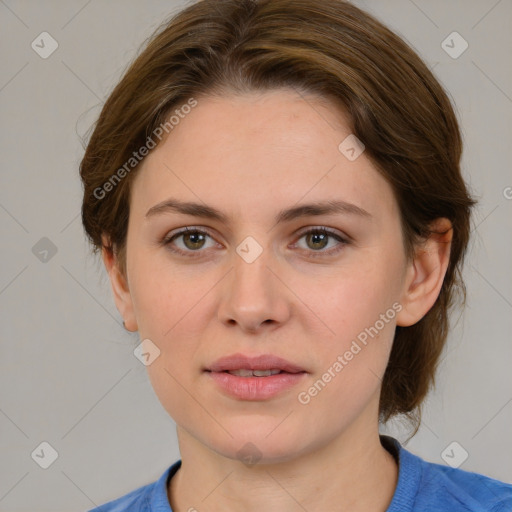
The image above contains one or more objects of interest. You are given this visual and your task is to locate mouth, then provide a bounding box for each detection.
[204,353,307,400]
[205,352,307,375]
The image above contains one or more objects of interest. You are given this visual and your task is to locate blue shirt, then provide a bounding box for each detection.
[88,436,512,511]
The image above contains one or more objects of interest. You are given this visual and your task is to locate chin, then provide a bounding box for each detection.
[224,442,303,466]
[203,425,309,466]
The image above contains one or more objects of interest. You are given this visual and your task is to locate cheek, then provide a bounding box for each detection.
[129,248,207,336]
[127,256,219,417]
[295,256,402,400]
[310,253,403,342]
[294,280,399,425]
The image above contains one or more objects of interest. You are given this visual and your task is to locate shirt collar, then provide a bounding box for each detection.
[148,437,420,512]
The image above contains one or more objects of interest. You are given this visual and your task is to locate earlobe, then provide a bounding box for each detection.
[101,235,138,332]
[396,218,453,327]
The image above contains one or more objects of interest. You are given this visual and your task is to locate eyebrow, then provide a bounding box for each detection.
[145,197,372,224]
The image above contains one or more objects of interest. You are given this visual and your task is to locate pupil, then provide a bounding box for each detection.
[185,233,204,249]
[309,232,327,250]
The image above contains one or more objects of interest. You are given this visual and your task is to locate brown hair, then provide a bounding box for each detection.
[80,0,476,430]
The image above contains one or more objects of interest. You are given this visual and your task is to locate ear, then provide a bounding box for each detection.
[101,235,138,332]
[396,218,453,327]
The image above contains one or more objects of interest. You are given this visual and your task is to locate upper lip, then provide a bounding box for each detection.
[206,353,307,373]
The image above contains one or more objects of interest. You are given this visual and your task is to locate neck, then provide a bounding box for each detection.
[168,418,398,512]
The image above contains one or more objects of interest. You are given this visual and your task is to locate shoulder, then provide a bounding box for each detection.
[418,458,512,512]
[87,460,181,512]
[384,436,512,512]
[87,484,150,512]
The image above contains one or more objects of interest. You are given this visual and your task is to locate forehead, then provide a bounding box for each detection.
[130,89,398,224]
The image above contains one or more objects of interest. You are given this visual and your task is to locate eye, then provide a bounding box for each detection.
[162,227,217,257]
[292,227,349,258]
[161,226,349,259]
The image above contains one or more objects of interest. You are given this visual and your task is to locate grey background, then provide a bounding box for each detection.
[1,0,511,510]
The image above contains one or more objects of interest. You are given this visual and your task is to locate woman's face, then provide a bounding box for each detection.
[118,89,413,463]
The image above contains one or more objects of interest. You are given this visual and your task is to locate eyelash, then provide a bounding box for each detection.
[161,226,349,259]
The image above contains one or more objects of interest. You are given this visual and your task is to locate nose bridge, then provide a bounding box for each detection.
[232,233,274,298]
[217,232,288,329]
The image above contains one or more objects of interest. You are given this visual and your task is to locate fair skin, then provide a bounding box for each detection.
[102,88,452,512]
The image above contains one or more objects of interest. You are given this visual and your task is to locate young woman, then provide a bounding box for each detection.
[80,0,512,510]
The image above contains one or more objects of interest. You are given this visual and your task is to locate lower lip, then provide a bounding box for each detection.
[206,371,307,400]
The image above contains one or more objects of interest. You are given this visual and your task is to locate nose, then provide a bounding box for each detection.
[216,240,291,333]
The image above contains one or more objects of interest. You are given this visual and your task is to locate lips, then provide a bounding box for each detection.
[205,353,307,375]
[205,353,307,400]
